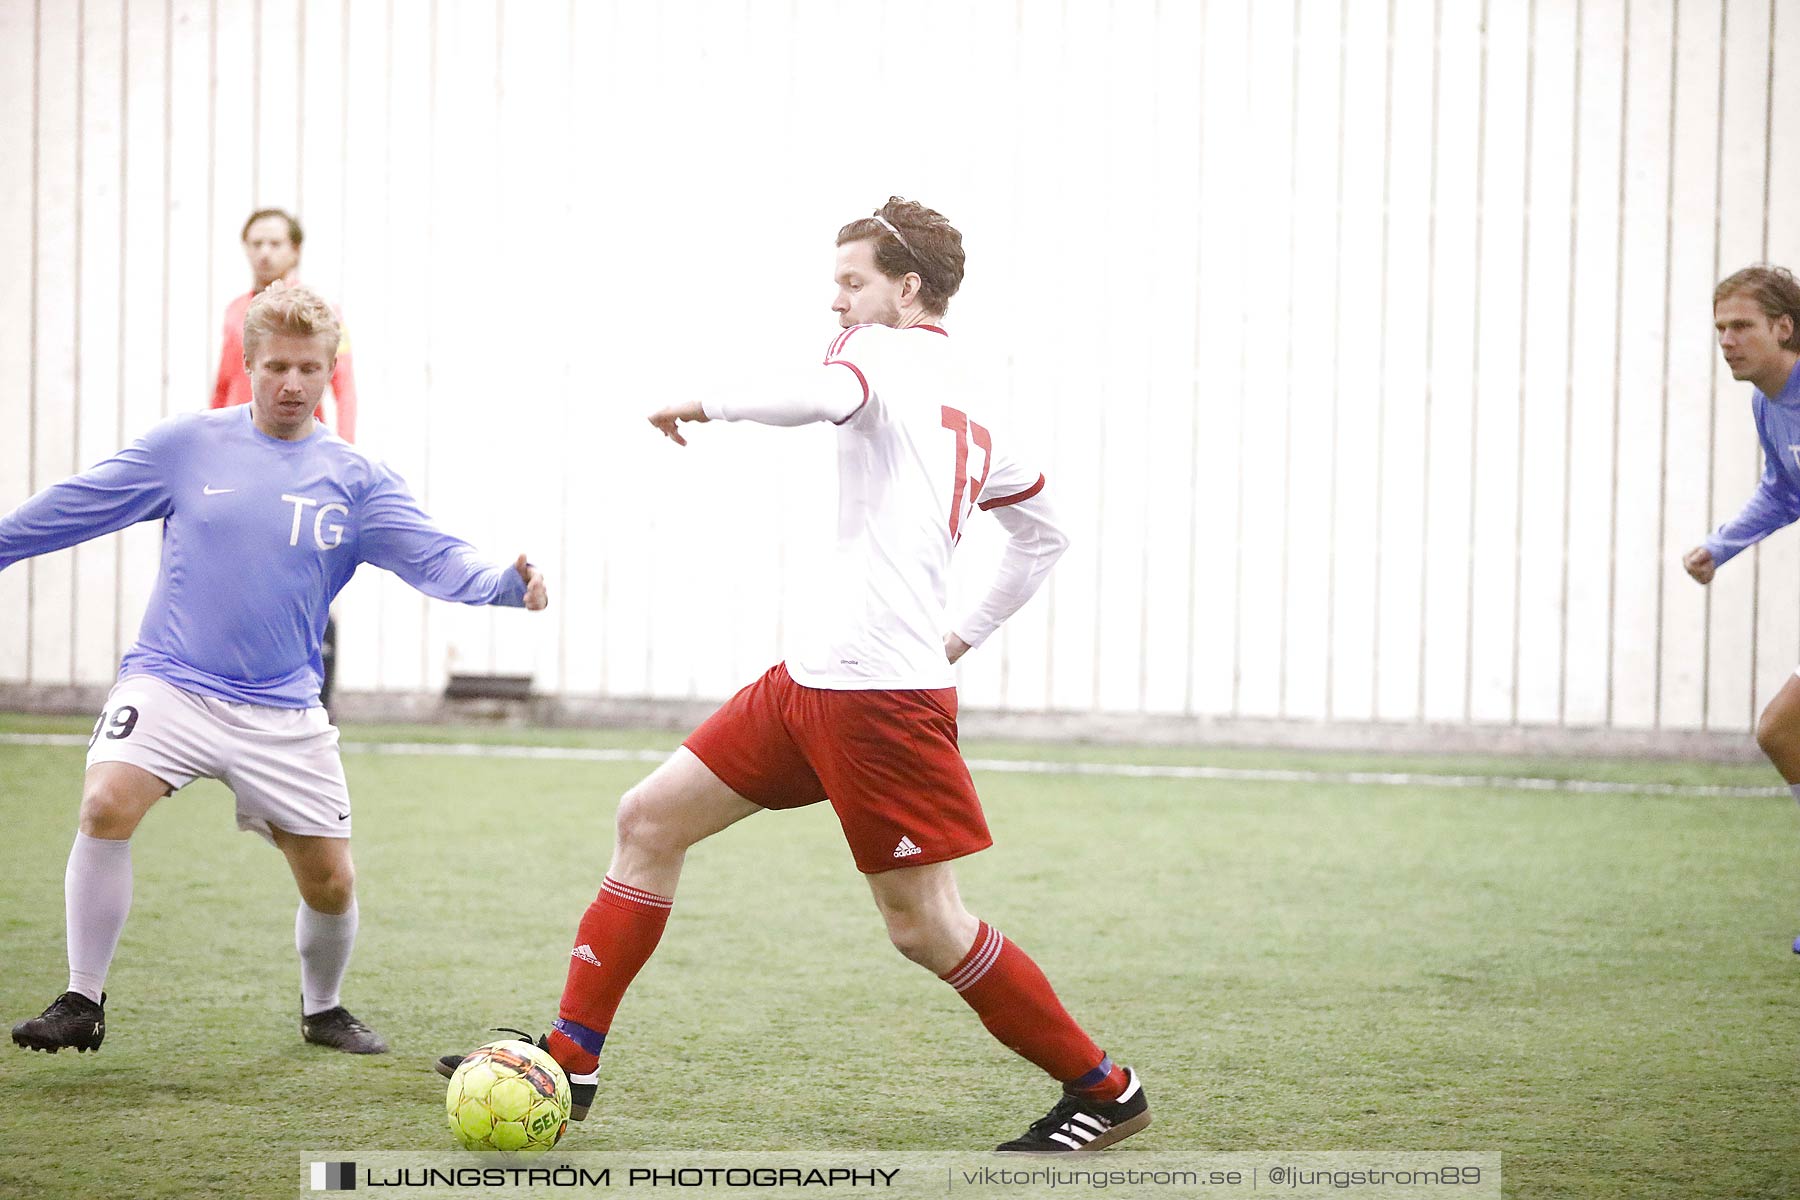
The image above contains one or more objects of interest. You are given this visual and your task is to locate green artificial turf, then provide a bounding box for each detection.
[0,722,1795,1198]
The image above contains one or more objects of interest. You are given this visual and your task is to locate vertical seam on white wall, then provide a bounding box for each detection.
[251,0,260,198]
[1230,0,1253,718]
[1370,0,1395,719]
[1716,0,1737,728]
[1323,0,1350,720]
[70,0,85,684]
[1509,0,1538,725]
[1182,0,1208,718]
[1463,0,1489,724]
[115,0,131,670]
[1764,0,1782,708]
[159,0,171,423]
[1557,0,1584,727]
[1089,0,1112,714]
[205,0,216,419]
[424,0,440,692]
[1604,0,1630,728]
[1276,0,1300,718]
[26,0,41,683]
[296,0,306,207]
[1653,0,1679,729]
[1417,0,1442,720]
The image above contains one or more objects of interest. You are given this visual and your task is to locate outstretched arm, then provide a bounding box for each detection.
[0,437,174,572]
[357,465,548,609]
[648,363,866,445]
[947,490,1069,660]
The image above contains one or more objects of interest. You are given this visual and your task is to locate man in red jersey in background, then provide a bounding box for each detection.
[211,209,359,440]
[439,198,1150,1153]
[211,209,360,707]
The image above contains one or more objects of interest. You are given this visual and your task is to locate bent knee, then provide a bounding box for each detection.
[886,919,938,967]
[301,861,357,913]
[1757,707,1796,758]
[614,783,691,857]
[78,782,153,839]
[883,910,973,973]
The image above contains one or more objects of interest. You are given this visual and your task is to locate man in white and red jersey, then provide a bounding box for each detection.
[438,198,1149,1152]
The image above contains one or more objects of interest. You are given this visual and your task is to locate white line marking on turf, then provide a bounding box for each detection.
[0,732,1782,798]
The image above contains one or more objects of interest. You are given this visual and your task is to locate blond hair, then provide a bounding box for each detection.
[242,284,341,361]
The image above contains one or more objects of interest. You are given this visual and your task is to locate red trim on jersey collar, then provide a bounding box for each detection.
[828,324,872,359]
[979,474,1046,511]
[916,324,949,336]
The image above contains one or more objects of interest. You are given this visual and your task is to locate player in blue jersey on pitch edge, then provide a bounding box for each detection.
[1683,265,1800,953]
[4,284,549,1056]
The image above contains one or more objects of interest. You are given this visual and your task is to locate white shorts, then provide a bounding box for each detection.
[85,674,352,843]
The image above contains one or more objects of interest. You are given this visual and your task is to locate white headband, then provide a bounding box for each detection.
[873,214,915,254]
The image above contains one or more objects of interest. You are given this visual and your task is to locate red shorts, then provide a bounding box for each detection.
[683,663,993,874]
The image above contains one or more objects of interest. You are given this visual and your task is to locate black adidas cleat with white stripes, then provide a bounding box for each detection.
[996,1067,1150,1152]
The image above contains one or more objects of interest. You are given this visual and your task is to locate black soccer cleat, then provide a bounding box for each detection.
[302,1005,390,1054]
[996,1067,1151,1152]
[12,991,107,1054]
[435,1027,596,1121]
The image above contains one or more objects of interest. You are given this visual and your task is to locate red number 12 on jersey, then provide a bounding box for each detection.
[941,406,992,543]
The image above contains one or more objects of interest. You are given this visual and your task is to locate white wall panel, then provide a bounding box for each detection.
[1232,0,1296,719]
[1327,0,1387,723]
[1139,0,1204,717]
[1515,0,1577,726]
[1280,0,1342,721]
[1421,0,1480,723]
[1659,0,1726,731]
[0,0,34,684]
[1563,0,1627,726]
[29,0,80,687]
[1373,0,1433,722]
[1612,0,1676,731]
[1188,0,1250,719]
[1707,0,1773,730]
[255,0,302,206]
[1468,0,1530,724]
[1093,0,1156,715]
[6,0,1800,742]
[117,0,170,675]
[74,0,125,685]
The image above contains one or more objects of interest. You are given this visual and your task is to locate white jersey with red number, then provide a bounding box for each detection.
[704,321,1062,690]
[705,322,1052,691]
[795,322,1045,689]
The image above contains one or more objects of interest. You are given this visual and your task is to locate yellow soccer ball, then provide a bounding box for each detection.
[445,1039,571,1152]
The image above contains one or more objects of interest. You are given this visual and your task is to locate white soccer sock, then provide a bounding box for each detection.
[297,898,359,1017]
[65,833,134,1003]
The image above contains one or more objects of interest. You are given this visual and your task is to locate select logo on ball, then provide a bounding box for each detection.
[444,1040,572,1152]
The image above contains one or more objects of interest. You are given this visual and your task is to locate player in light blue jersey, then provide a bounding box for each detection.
[1683,265,1800,953]
[6,284,549,1055]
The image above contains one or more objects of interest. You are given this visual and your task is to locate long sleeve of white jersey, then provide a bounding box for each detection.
[953,491,1069,649]
[702,362,866,426]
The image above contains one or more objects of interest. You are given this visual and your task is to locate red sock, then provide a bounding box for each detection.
[546,876,673,1075]
[941,922,1128,1102]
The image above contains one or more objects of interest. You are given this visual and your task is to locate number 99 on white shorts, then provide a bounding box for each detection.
[86,674,353,842]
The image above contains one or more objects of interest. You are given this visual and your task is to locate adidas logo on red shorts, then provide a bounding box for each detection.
[892,836,923,858]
